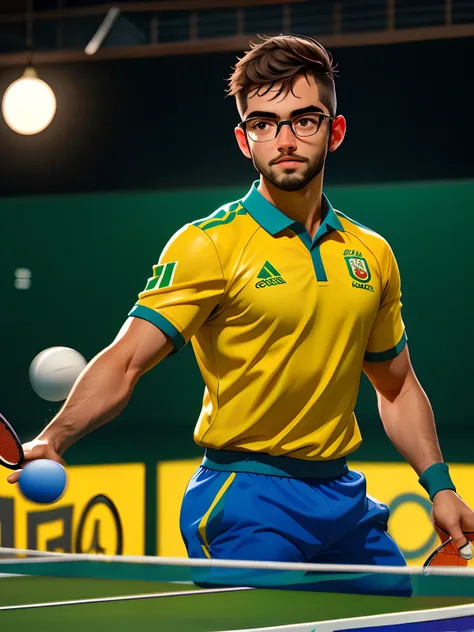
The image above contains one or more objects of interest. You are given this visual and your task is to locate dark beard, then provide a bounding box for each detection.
[253,152,326,192]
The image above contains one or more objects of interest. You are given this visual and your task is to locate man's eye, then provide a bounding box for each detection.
[296,117,318,129]
[252,121,270,131]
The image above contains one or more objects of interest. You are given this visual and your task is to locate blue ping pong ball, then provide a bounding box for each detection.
[19,459,67,504]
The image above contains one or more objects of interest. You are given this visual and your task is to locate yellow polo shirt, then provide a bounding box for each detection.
[129,181,407,460]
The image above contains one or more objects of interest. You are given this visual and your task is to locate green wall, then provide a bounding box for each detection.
[1,180,471,466]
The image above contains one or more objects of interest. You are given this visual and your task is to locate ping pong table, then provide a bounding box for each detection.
[1,558,474,631]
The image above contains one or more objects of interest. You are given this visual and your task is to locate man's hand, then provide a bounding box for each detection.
[6,439,65,484]
[432,490,474,559]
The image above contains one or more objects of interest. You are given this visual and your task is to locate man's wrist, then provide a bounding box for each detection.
[419,462,456,501]
[39,430,63,455]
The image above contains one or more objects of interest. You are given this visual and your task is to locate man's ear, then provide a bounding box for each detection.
[235,125,252,159]
[329,115,346,153]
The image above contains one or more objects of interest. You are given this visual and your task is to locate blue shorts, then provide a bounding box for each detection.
[180,456,411,596]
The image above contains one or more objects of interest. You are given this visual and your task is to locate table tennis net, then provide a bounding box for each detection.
[1,546,474,597]
[2,547,474,632]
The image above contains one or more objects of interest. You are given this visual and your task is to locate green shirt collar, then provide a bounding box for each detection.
[241,180,344,238]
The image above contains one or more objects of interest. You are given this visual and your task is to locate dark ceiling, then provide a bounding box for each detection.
[0,2,472,196]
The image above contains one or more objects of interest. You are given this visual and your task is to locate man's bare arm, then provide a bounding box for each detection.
[363,345,474,553]
[363,345,442,474]
[8,317,173,482]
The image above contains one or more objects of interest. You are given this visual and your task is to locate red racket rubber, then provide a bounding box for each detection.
[424,525,474,567]
[0,413,24,470]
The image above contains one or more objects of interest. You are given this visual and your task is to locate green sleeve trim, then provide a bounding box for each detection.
[128,305,186,351]
[364,331,407,363]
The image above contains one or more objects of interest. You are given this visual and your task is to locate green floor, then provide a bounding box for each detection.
[0,576,190,606]
[1,577,474,632]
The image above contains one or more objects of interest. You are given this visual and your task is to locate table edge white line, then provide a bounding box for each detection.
[217,602,474,632]
[0,586,253,612]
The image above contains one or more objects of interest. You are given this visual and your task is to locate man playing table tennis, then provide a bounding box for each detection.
[9,34,474,595]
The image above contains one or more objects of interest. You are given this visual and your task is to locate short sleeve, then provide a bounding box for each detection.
[364,243,407,362]
[129,224,225,351]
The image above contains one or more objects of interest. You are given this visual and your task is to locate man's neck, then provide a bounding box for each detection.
[257,172,325,240]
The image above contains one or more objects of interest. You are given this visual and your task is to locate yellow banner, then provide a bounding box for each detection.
[0,463,145,555]
[157,459,474,565]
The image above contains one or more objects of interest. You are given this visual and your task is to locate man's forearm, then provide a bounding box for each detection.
[38,348,137,455]
[378,380,443,475]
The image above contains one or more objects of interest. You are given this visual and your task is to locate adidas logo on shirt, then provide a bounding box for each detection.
[255,261,286,289]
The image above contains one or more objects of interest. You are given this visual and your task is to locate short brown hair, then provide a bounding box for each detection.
[228,34,337,118]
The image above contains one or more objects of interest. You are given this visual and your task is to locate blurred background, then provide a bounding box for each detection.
[0,0,472,563]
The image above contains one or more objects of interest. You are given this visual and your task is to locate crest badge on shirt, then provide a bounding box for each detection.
[343,251,374,292]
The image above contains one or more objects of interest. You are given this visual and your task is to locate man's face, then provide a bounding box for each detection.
[236,74,336,192]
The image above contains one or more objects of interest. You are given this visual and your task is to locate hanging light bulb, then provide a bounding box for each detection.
[2,67,57,135]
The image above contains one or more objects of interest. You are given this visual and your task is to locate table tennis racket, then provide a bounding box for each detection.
[0,413,24,470]
[424,524,474,567]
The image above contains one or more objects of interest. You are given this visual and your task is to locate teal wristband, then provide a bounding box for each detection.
[418,462,456,501]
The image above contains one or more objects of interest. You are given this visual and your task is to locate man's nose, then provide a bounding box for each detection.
[277,122,297,153]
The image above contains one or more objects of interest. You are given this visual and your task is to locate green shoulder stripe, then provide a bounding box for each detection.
[193,201,247,231]
[192,208,227,227]
[335,211,375,234]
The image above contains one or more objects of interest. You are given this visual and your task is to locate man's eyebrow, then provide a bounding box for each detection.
[245,110,278,120]
[244,105,325,120]
[290,105,325,117]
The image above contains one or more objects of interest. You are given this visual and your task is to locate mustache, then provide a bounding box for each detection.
[269,154,308,166]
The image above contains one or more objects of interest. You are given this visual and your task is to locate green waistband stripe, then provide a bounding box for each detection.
[202,449,348,479]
